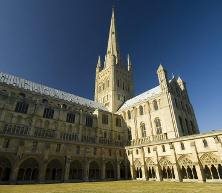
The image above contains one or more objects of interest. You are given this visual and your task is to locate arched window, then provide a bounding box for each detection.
[154,118,162,134]
[203,139,208,148]
[180,142,185,150]
[140,122,146,137]
[147,147,151,153]
[15,101,29,114]
[153,100,158,110]
[162,145,166,152]
[127,110,131,120]
[139,106,143,115]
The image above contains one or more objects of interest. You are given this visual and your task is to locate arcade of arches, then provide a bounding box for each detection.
[130,153,222,182]
[0,156,130,183]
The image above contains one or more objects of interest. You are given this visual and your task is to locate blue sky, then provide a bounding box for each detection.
[0,0,222,132]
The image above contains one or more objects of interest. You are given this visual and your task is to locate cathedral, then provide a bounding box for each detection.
[0,9,222,184]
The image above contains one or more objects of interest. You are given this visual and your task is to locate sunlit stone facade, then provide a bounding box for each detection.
[0,9,222,184]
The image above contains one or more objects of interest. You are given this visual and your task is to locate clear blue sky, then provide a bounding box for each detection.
[0,0,222,132]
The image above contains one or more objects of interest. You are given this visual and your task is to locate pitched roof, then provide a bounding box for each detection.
[118,85,161,112]
[0,72,107,111]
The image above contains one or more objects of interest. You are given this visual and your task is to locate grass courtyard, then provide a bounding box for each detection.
[0,181,222,193]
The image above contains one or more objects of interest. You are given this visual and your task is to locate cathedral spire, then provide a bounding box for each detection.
[106,8,120,62]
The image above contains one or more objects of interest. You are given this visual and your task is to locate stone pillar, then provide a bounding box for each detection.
[10,166,19,184]
[155,165,162,181]
[117,162,120,180]
[64,157,71,182]
[130,164,136,179]
[195,164,204,182]
[141,164,147,180]
[83,160,89,181]
[153,147,162,181]
[190,141,205,182]
[39,161,47,183]
[101,161,106,180]
[173,164,180,182]
[125,162,129,179]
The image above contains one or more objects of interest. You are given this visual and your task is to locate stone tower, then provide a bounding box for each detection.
[94,9,134,112]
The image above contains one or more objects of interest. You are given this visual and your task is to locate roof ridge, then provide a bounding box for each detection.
[0,71,107,111]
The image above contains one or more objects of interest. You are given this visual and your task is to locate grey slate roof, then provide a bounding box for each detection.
[118,85,161,111]
[0,72,107,111]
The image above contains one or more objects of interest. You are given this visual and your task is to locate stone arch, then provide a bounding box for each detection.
[17,158,39,182]
[146,158,156,179]
[200,152,221,166]
[0,156,12,182]
[89,161,100,180]
[134,159,142,178]
[159,157,175,179]
[178,155,193,167]
[105,161,114,179]
[134,159,142,167]
[178,155,198,180]
[200,153,222,180]
[159,157,172,167]
[45,159,63,181]
[145,158,155,166]
[69,160,83,180]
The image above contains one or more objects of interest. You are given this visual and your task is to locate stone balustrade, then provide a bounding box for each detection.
[0,123,127,147]
[130,133,168,146]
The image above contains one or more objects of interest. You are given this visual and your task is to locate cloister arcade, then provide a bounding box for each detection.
[69,160,83,180]
[145,158,156,179]
[178,155,198,180]
[17,158,39,182]
[200,153,222,180]
[0,157,11,182]
[0,155,129,184]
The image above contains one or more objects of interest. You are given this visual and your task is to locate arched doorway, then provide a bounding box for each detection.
[105,162,114,179]
[89,161,100,180]
[69,160,83,180]
[0,157,11,182]
[17,158,39,182]
[45,159,63,182]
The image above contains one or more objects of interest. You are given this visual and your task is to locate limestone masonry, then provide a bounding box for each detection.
[0,9,221,184]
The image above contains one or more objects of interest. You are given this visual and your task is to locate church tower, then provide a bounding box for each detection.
[94,9,134,112]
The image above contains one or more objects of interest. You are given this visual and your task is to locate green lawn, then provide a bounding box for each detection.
[0,181,222,193]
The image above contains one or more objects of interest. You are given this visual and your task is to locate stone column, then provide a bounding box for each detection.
[169,142,182,182]
[190,141,205,182]
[39,161,47,183]
[83,160,89,181]
[101,161,106,180]
[141,164,147,180]
[153,147,162,181]
[173,164,180,182]
[10,165,19,184]
[117,162,120,180]
[130,164,136,179]
[64,157,71,182]
[195,164,204,182]
[125,162,129,179]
